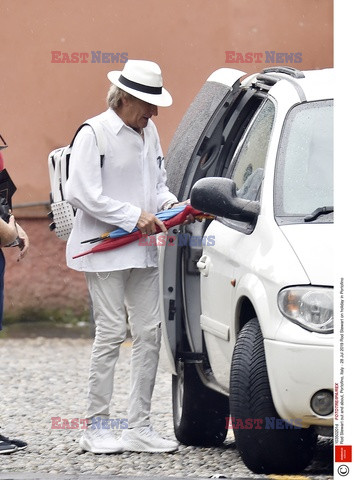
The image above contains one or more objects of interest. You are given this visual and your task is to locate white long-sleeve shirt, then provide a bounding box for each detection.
[65,108,177,272]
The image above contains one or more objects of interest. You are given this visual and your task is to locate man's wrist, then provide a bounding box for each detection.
[162,200,178,210]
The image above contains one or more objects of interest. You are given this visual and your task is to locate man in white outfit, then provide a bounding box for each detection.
[65,60,182,454]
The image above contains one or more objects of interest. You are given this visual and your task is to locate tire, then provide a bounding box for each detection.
[229,318,317,474]
[172,360,229,446]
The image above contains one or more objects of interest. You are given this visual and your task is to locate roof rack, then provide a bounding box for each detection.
[261,66,305,79]
[252,66,306,96]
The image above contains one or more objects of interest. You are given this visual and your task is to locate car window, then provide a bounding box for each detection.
[230,99,275,201]
[177,88,264,200]
[274,100,333,221]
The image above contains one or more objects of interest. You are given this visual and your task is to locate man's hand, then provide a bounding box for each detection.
[171,199,195,225]
[15,222,29,261]
[137,210,167,236]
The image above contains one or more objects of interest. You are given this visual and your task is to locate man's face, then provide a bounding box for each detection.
[122,95,158,131]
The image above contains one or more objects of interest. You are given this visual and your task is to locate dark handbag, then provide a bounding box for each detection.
[0,197,11,222]
[0,168,17,221]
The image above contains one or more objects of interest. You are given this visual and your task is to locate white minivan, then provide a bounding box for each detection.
[159,66,333,474]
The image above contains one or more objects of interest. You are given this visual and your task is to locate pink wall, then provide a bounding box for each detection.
[0,0,333,314]
[1,0,333,208]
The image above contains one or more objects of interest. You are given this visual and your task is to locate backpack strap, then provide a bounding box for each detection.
[69,119,107,167]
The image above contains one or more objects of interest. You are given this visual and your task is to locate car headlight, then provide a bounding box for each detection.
[278,287,333,333]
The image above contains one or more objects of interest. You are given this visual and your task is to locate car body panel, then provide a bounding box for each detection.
[198,214,312,390]
[265,339,333,427]
[280,224,333,286]
[159,65,334,430]
[207,67,246,87]
[159,231,179,375]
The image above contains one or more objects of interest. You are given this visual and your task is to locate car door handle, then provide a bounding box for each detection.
[197,255,210,276]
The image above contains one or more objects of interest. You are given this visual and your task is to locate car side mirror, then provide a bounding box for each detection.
[190,177,260,222]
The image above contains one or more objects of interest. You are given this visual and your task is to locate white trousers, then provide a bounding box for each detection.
[85,267,161,428]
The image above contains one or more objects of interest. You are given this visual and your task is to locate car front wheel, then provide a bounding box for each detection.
[229,318,317,474]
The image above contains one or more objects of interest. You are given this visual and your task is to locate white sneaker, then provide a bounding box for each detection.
[120,425,178,453]
[79,426,124,454]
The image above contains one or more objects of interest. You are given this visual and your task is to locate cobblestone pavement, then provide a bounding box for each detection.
[0,337,333,479]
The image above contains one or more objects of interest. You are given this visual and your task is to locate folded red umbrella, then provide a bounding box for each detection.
[73,205,213,259]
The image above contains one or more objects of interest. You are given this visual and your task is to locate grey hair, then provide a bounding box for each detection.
[106,85,132,109]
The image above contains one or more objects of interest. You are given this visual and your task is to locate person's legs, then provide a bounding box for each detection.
[121,267,178,452]
[85,270,129,419]
[80,270,129,453]
[0,249,5,332]
[0,251,27,454]
[125,267,161,428]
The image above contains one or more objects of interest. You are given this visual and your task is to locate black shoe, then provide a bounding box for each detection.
[0,439,17,454]
[0,434,27,451]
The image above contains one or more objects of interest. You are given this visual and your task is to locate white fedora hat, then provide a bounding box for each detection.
[107,60,172,107]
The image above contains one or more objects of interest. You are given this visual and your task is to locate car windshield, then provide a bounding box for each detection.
[274,100,333,224]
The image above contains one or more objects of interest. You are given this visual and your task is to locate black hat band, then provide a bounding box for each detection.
[119,75,162,95]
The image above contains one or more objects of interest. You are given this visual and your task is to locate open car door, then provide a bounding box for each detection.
[159,68,248,374]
